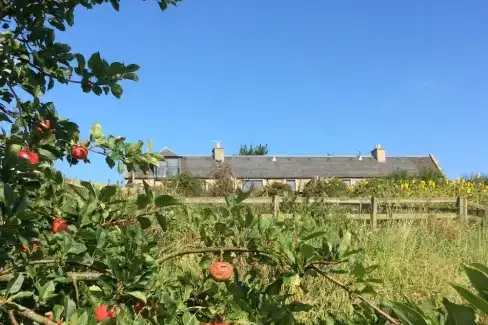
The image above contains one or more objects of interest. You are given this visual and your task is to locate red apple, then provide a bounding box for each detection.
[134,301,144,313]
[209,262,233,282]
[94,305,116,322]
[18,149,39,165]
[52,218,68,233]
[71,144,88,160]
[37,120,52,134]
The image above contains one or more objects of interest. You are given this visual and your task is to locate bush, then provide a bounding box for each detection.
[166,172,205,197]
[263,181,291,196]
[303,178,349,197]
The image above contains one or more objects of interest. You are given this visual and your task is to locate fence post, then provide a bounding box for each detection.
[273,195,281,219]
[484,206,488,222]
[457,197,467,222]
[370,196,378,229]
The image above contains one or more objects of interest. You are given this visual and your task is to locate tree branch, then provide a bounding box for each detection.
[0,271,102,282]
[156,247,271,263]
[7,310,19,325]
[311,265,400,325]
[6,302,58,325]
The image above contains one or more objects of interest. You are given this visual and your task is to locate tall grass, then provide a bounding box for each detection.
[151,204,488,323]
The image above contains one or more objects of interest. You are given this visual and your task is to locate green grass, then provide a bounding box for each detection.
[150,202,488,323]
[295,219,488,321]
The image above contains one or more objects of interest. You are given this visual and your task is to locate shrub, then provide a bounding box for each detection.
[167,172,205,197]
[303,178,349,197]
[207,162,235,196]
[263,181,292,196]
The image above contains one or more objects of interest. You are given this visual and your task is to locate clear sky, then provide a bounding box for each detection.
[47,0,488,183]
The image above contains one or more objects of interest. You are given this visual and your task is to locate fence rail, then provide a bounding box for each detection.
[179,196,488,228]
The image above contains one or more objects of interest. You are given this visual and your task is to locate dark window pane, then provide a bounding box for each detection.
[286,180,296,192]
[243,180,263,192]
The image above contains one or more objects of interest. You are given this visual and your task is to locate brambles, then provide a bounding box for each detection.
[209,262,233,282]
[71,144,88,160]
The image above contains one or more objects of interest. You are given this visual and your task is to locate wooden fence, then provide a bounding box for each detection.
[179,196,488,228]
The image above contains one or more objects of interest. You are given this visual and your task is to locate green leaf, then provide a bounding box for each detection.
[110,0,120,11]
[299,244,316,263]
[128,291,147,304]
[265,278,283,296]
[126,64,140,72]
[463,264,488,300]
[338,231,352,256]
[137,194,152,209]
[137,216,152,229]
[154,195,180,208]
[92,85,102,95]
[443,298,477,325]
[117,161,124,174]
[451,284,488,314]
[301,231,326,242]
[110,84,123,98]
[38,147,58,160]
[88,52,104,72]
[100,186,117,202]
[75,310,89,325]
[65,297,77,320]
[90,123,103,141]
[155,213,168,231]
[123,72,139,81]
[390,302,429,325]
[96,229,108,249]
[0,112,12,123]
[39,281,56,302]
[75,54,86,72]
[106,156,115,169]
[6,274,24,295]
[10,291,33,300]
[288,302,313,312]
[68,243,88,255]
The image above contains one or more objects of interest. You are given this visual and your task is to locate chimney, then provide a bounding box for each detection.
[212,141,224,162]
[371,144,386,162]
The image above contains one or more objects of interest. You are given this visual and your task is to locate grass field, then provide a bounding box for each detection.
[151,202,488,323]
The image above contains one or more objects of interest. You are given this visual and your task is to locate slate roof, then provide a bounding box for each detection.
[126,154,442,180]
[160,148,179,157]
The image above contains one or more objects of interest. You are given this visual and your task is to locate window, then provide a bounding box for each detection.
[166,158,180,177]
[342,180,351,186]
[285,180,296,192]
[156,158,180,178]
[242,180,264,192]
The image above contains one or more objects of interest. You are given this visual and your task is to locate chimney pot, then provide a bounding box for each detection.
[212,141,224,162]
[371,144,386,162]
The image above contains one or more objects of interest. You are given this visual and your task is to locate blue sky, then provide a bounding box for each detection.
[47,0,488,183]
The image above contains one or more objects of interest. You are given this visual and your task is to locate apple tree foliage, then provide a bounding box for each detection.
[0,0,487,324]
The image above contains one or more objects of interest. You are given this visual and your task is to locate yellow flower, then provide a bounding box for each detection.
[420,180,426,188]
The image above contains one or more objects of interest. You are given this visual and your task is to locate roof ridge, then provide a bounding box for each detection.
[181,155,432,158]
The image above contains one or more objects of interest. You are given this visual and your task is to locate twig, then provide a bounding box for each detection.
[156,247,270,263]
[7,310,19,325]
[72,275,79,303]
[311,259,348,266]
[0,271,102,282]
[6,302,58,325]
[311,265,400,325]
